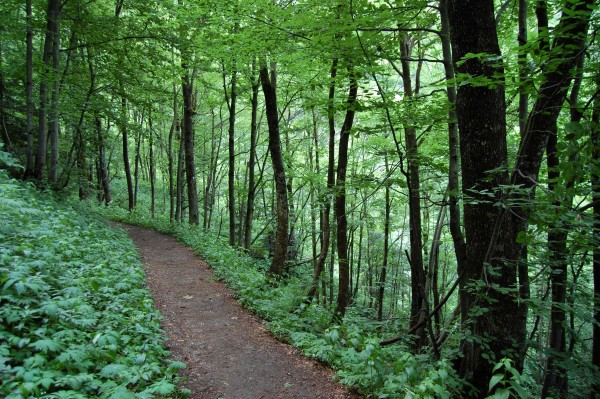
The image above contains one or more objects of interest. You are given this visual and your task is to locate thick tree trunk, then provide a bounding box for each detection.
[447,1,521,395]
[334,68,358,318]
[259,61,288,277]
[448,0,594,395]
[182,69,199,225]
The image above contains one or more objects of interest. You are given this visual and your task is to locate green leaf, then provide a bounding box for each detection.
[100,364,128,377]
[30,339,62,353]
[489,374,503,390]
[109,387,137,399]
[492,388,510,399]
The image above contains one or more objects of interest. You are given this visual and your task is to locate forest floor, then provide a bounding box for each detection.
[120,224,360,399]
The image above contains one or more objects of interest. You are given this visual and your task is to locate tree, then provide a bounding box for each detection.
[259,60,288,277]
[447,0,524,394]
[334,66,358,318]
[447,0,595,395]
[182,65,199,225]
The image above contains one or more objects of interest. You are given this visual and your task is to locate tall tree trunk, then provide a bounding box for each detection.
[285,125,297,261]
[541,52,586,399]
[133,127,142,206]
[76,126,87,200]
[35,0,57,180]
[175,124,185,222]
[377,165,391,321]
[25,0,34,176]
[591,82,600,399]
[149,111,155,218]
[447,1,519,395]
[439,0,466,286]
[448,0,594,395]
[518,0,528,137]
[96,114,111,205]
[400,34,427,348]
[244,61,260,249]
[168,85,178,220]
[182,68,199,225]
[0,45,9,150]
[259,61,288,277]
[334,67,358,318]
[308,57,338,300]
[121,95,134,212]
[224,63,237,246]
[48,0,61,183]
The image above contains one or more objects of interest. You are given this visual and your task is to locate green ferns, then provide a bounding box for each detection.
[0,165,185,398]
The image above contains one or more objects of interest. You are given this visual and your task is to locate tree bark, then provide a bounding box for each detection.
[168,84,178,220]
[334,67,358,318]
[541,52,586,399]
[259,61,288,277]
[439,0,466,292]
[120,95,134,211]
[244,61,260,249]
[447,1,521,395]
[308,57,338,300]
[35,0,58,181]
[149,111,156,218]
[400,34,427,348]
[175,123,185,222]
[377,167,391,321]
[447,0,594,395]
[182,68,199,225]
[95,114,111,205]
[591,81,600,399]
[48,0,61,183]
[25,0,34,176]
[224,63,237,246]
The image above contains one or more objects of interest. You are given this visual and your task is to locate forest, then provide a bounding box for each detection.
[1,0,599,397]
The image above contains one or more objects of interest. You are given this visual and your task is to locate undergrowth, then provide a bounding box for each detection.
[101,206,463,398]
[0,155,186,398]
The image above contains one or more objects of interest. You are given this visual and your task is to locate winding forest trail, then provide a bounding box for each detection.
[120,224,359,399]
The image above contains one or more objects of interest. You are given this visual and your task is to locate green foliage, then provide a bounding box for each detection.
[0,167,185,398]
[485,359,535,399]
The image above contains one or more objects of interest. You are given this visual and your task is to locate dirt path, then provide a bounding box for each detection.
[120,224,359,399]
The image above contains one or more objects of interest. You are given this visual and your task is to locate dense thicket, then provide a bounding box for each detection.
[1,0,598,397]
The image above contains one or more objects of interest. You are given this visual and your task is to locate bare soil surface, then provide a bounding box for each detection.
[120,224,360,399]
